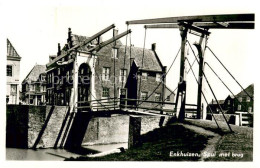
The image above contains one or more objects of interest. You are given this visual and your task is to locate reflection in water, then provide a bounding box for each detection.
[83,143,128,153]
[6,148,81,161]
[6,143,128,161]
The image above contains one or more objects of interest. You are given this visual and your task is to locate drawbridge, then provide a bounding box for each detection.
[34,13,254,150]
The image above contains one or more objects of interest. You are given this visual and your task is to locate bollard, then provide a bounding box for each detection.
[128,115,142,149]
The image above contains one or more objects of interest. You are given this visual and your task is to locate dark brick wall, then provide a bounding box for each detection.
[6,105,46,148]
[6,105,29,148]
[94,45,164,103]
[94,46,132,99]
[7,105,68,148]
[7,104,173,148]
[137,71,164,108]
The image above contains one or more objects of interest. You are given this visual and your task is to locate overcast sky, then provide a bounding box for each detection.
[2,0,258,104]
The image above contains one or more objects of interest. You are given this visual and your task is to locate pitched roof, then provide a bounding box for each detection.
[96,41,163,71]
[236,84,254,97]
[71,34,101,52]
[97,44,163,71]
[22,64,46,83]
[211,99,225,105]
[60,33,163,71]
[7,39,21,59]
[126,46,163,71]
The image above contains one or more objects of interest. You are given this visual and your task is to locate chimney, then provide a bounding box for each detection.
[49,55,56,62]
[68,28,72,48]
[151,43,156,51]
[113,29,118,46]
[57,43,61,56]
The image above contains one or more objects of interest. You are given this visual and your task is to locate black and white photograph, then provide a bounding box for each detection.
[1,0,259,167]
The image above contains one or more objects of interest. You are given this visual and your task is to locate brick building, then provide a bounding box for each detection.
[233,84,254,113]
[21,65,47,105]
[46,28,169,111]
[6,39,21,104]
[207,84,254,114]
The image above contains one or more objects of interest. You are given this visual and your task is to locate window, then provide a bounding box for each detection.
[102,67,110,81]
[216,108,219,113]
[246,97,250,102]
[141,92,148,100]
[11,85,17,94]
[6,96,9,104]
[155,93,161,102]
[142,72,147,80]
[120,69,127,83]
[112,48,118,59]
[248,107,252,113]
[41,86,46,92]
[47,74,50,84]
[238,97,242,102]
[41,75,46,81]
[156,73,161,82]
[102,87,110,97]
[227,100,230,105]
[166,95,171,101]
[66,71,70,82]
[238,104,241,111]
[30,97,34,105]
[80,67,85,74]
[7,65,12,76]
[30,84,35,91]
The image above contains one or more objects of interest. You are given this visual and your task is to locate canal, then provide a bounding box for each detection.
[6,143,128,161]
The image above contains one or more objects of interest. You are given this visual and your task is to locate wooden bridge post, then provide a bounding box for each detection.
[128,115,142,148]
[195,33,209,120]
[175,24,188,121]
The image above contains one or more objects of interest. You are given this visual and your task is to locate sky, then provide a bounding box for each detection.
[2,0,258,104]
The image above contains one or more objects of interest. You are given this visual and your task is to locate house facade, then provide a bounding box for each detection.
[233,84,254,113]
[46,28,169,111]
[163,86,175,110]
[6,39,21,104]
[21,65,47,105]
[207,84,254,114]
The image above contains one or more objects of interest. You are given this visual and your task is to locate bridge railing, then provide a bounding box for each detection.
[77,98,120,111]
[184,104,198,118]
[76,97,199,115]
